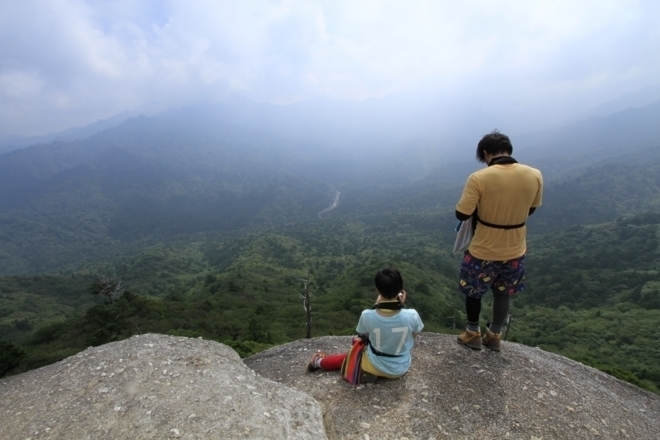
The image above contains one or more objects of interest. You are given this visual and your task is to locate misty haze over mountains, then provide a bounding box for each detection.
[0,86,659,275]
[569,84,660,120]
[2,83,660,159]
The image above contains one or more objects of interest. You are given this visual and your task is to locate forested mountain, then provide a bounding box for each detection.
[529,146,660,232]
[2,110,660,275]
[512,212,660,389]
[525,213,660,309]
[2,103,660,392]
[0,116,340,274]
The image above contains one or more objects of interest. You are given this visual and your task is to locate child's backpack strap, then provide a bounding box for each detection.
[367,340,403,358]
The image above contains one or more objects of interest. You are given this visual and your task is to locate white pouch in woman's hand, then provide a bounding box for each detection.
[453,217,473,254]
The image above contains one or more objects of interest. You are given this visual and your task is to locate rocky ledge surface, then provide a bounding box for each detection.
[0,334,325,440]
[2,332,660,439]
[245,333,660,440]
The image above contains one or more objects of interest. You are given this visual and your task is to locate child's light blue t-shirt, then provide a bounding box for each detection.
[356,308,424,377]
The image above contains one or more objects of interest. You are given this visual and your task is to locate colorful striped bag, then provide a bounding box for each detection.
[341,335,367,386]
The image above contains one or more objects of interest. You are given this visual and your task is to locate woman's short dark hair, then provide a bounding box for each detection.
[476,130,513,163]
[374,267,403,299]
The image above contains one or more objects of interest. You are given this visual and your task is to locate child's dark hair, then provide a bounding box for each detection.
[374,267,403,299]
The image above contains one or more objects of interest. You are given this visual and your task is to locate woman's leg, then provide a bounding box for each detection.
[489,294,510,333]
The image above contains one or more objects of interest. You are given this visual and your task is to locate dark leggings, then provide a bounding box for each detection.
[466,295,510,332]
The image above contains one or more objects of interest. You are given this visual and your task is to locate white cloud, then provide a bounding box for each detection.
[0,71,44,98]
[0,0,659,135]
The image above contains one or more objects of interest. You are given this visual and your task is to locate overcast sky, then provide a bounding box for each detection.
[1,0,659,137]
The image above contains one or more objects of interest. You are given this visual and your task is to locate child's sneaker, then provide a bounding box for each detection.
[306,351,327,372]
[457,328,482,350]
[482,328,501,352]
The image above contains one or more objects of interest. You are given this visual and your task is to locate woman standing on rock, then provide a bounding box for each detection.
[455,131,543,351]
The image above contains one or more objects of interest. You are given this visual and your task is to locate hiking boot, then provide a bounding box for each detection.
[457,328,482,350]
[307,351,327,372]
[482,328,501,352]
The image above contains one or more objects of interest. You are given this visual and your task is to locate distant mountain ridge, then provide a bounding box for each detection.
[0,111,139,155]
[573,84,660,120]
[517,100,660,161]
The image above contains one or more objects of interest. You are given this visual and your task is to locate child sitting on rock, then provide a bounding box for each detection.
[307,267,424,383]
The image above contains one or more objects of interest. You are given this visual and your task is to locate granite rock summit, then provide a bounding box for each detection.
[0,334,325,439]
[246,333,660,439]
[2,332,660,439]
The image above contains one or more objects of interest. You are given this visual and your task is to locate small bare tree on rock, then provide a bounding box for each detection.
[298,269,314,339]
[89,277,125,304]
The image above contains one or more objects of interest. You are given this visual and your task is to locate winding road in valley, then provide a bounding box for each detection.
[317,190,341,218]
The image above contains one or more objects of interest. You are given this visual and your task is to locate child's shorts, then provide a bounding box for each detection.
[458,251,526,299]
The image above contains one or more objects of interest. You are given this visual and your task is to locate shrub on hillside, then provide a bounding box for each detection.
[0,340,26,377]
